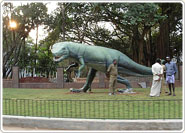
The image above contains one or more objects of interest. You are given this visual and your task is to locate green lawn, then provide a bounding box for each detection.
[3,88,182,119]
[3,87,182,100]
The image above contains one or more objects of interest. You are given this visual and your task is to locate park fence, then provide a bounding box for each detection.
[3,99,182,120]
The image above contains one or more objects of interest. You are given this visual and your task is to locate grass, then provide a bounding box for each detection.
[3,87,182,100]
[3,88,182,119]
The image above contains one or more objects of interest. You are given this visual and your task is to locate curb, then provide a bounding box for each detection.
[3,115,183,131]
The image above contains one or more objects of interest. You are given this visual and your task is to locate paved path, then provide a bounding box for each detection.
[3,126,59,131]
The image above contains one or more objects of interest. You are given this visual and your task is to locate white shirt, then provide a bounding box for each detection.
[152,62,163,81]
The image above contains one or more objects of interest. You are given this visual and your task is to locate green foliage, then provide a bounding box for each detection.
[2,3,182,77]
[16,3,48,27]
[3,3,49,78]
[122,3,167,26]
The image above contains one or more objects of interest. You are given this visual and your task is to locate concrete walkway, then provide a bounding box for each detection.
[3,126,54,131]
[3,115,183,131]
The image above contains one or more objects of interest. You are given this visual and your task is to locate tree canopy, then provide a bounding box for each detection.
[2,2,182,78]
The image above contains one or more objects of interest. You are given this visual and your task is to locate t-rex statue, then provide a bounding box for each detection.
[51,42,152,92]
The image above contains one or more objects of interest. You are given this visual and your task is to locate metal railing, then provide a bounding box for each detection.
[19,66,57,79]
[3,99,182,119]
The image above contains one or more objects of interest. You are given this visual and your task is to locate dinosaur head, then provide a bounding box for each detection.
[51,42,70,62]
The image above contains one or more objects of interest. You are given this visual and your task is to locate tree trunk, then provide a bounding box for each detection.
[145,28,152,66]
[137,37,145,65]
[131,26,145,65]
[156,19,170,59]
[156,4,171,59]
[34,24,39,75]
[61,4,66,41]
[3,66,7,78]
[131,26,139,63]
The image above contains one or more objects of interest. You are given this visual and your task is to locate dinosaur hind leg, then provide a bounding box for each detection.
[117,75,132,89]
[81,68,97,92]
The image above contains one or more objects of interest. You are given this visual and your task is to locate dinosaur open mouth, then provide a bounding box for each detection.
[54,55,64,60]
[53,54,67,62]
[55,56,60,59]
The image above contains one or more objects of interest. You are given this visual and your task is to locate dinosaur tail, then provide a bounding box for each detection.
[119,55,152,76]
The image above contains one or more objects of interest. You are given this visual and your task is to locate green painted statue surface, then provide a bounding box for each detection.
[51,42,152,92]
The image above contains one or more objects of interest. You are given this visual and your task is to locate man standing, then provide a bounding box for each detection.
[107,59,118,95]
[161,60,168,93]
[165,56,178,96]
[150,58,163,97]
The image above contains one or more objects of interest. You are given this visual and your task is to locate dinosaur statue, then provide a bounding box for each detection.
[51,42,152,92]
[65,62,78,82]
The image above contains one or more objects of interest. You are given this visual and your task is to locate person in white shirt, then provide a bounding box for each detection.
[150,58,163,97]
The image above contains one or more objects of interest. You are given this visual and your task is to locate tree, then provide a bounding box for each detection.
[97,3,166,65]
[45,3,71,42]
[3,3,34,78]
[4,2,182,78]
[18,3,48,68]
[44,3,182,66]
[156,3,182,60]
[3,3,48,78]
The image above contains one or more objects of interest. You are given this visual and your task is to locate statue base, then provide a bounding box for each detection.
[70,88,82,93]
[70,88,135,94]
[117,88,135,94]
